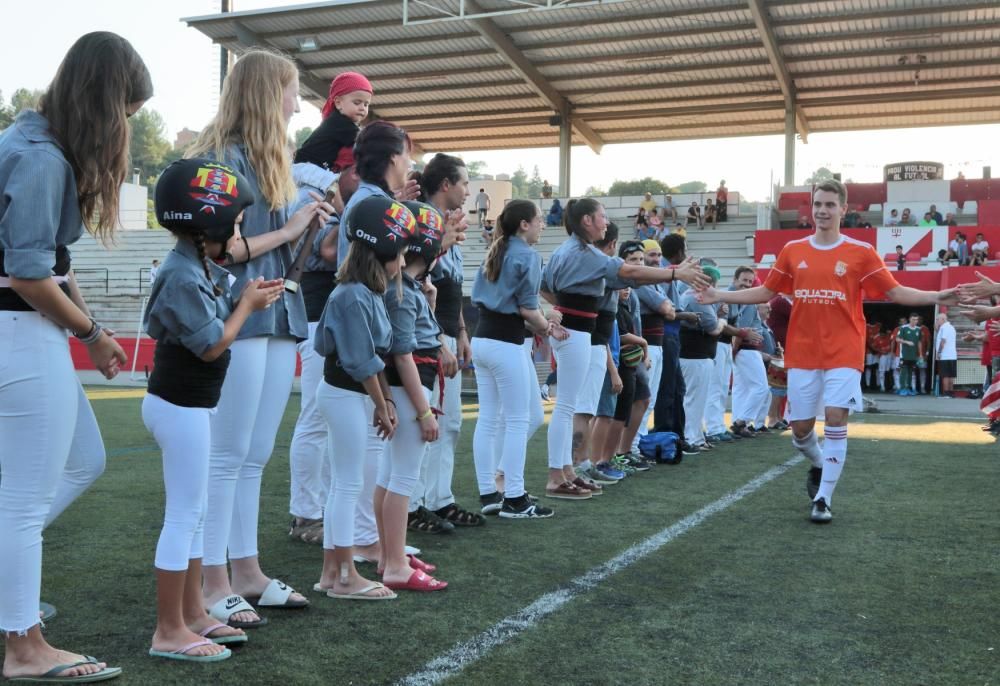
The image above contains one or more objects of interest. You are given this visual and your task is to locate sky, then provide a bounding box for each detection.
[4,0,1000,202]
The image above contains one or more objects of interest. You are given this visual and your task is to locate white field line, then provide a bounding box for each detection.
[397,455,805,686]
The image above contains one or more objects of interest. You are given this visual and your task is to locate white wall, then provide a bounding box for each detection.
[463,179,512,221]
[119,182,149,230]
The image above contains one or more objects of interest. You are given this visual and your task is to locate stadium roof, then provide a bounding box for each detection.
[185,0,1000,180]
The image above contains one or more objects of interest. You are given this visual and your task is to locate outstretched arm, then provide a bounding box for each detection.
[886,285,958,307]
[697,285,775,306]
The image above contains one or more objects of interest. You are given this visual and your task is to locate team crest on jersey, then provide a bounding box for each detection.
[189,164,239,215]
[834,260,847,276]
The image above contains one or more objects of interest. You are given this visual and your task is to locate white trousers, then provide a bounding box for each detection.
[731,349,769,426]
[205,336,297,566]
[377,385,431,497]
[679,358,713,446]
[289,321,330,520]
[316,383,371,549]
[633,344,664,448]
[414,335,462,511]
[547,328,593,469]
[472,337,535,498]
[143,393,211,571]
[704,343,733,435]
[0,312,106,633]
[575,344,609,417]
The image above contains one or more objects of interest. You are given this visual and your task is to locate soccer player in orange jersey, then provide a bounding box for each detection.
[697,179,957,523]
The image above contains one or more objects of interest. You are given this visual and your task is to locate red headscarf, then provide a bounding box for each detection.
[321,72,373,119]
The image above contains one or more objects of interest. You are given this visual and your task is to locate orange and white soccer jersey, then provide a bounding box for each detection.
[763,235,899,371]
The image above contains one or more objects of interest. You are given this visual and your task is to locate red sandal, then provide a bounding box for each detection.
[383,569,448,592]
[378,554,436,576]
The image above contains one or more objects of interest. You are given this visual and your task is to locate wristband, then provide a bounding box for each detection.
[385,398,396,406]
[241,235,252,262]
[416,408,433,421]
[74,317,103,345]
[738,327,750,338]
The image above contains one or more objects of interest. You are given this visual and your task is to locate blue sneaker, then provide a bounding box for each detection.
[595,462,626,480]
[706,432,734,443]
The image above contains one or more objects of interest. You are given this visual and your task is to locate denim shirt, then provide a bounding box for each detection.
[206,144,306,340]
[143,239,235,356]
[0,111,83,279]
[471,236,540,314]
[337,181,392,269]
[291,162,338,273]
[541,235,633,297]
[314,281,392,382]
[384,273,441,354]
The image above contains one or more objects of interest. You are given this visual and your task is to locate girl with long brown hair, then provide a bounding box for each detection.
[186,48,332,628]
[0,31,149,683]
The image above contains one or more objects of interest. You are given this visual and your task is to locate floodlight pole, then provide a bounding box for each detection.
[558,111,571,196]
[784,108,795,186]
[220,0,232,92]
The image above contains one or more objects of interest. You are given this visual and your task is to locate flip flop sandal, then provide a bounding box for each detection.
[199,622,248,646]
[242,579,309,609]
[5,657,122,683]
[377,554,437,577]
[206,595,268,629]
[149,639,231,663]
[383,569,448,592]
[38,602,57,622]
[434,503,486,527]
[327,581,397,601]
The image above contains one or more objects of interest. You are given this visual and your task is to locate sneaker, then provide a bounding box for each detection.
[610,455,638,475]
[753,425,772,434]
[806,467,822,499]
[680,442,701,456]
[479,491,504,515]
[499,495,554,519]
[580,465,620,484]
[769,420,789,431]
[617,452,651,472]
[595,462,626,480]
[731,422,755,439]
[810,497,833,523]
[540,383,550,401]
[697,443,713,452]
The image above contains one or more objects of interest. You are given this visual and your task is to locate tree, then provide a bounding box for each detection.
[10,88,42,115]
[510,166,529,199]
[805,166,835,184]
[466,160,488,177]
[0,91,12,130]
[526,165,544,199]
[675,180,707,193]
[294,126,313,148]
[607,177,670,196]
[585,185,607,196]
[128,109,171,183]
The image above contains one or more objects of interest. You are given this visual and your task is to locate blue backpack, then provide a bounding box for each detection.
[638,431,682,464]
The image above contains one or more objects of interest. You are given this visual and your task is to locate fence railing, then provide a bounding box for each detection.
[73,268,109,294]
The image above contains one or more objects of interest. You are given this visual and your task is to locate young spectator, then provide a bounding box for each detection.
[474,187,491,226]
[895,245,906,271]
[897,314,922,396]
[935,312,957,397]
[678,265,724,451]
[929,204,944,225]
[541,180,553,199]
[918,212,936,227]
[843,205,862,228]
[687,201,703,229]
[972,233,990,261]
[546,198,563,226]
[482,218,495,243]
[728,266,769,436]
[955,233,970,266]
[885,208,900,226]
[648,208,664,234]
[634,208,648,239]
[663,195,678,221]
[639,192,657,214]
[295,71,372,173]
[704,199,717,230]
[672,221,687,239]
[150,259,160,284]
[716,180,728,221]
[937,249,950,265]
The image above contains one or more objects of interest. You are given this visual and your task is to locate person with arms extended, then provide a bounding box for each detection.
[698,179,957,523]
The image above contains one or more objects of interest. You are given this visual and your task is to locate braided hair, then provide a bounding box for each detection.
[484,200,537,282]
[191,232,223,297]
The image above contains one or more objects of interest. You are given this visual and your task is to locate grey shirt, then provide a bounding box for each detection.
[431,244,463,284]
[384,274,441,355]
[678,288,718,334]
[729,287,763,332]
[207,144,307,340]
[143,240,235,356]
[337,181,392,269]
[542,235,632,298]
[635,283,671,316]
[471,236,540,314]
[0,111,83,279]
[314,281,392,382]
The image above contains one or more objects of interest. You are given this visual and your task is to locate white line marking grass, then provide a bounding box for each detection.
[398,455,805,686]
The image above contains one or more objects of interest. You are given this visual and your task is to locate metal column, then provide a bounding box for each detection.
[784,108,796,186]
[558,113,571,196]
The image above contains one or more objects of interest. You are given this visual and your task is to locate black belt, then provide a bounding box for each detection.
[590,310,617,346]
[0,246,72,311]
[555,293,600,333]
[323,349,367,394]
[474,307,527,344]
[385,347,440,390]
[148,343,230,408]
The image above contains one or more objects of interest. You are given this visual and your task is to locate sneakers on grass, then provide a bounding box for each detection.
[499,495,554,519]
[595,462,626,480]
[609,455,638,475]
[479,491,503,515]
[615,452,651,472]
[810,497,833,523]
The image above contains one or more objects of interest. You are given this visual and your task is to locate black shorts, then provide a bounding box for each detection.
[937,359,957,378]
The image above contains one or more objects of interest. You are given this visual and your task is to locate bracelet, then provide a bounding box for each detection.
[385,398,396,406]
[416,408,433,421]
[75,317,103,345]
[241,235,252,263]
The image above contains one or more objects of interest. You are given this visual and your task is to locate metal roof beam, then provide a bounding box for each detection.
[769,1,1000,28]
[783,39,1000,65]
[463,0,603,153]
[781,21,1000,47]
[793,56,1000,80]
[747,0,808,142]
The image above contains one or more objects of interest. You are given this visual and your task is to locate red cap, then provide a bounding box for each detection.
[321,72,373,119]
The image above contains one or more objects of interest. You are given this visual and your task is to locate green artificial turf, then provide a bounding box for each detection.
[14,395,999,686]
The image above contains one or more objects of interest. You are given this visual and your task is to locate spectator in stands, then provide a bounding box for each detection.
[929,204,944,225]
[546,199,563,226]
[971,250,989,267]
[634,211,651,240]
[945,212,959,227]
[686,201,703,229]
[949,232,970,266]
[972,232,990,261]
[918,212,936,227]
[895,245,905,271]
[149,258,160,284]
[541,180,553,199]
[672,222,687,240]
[704,198,717,230]
[663,195,678,222]
[935,313,957,398]
[886,208,900,226]
[843,205,863,228]
[640,192,657,214]
[481,217,495,243]
[796,215,812,229]
[648,208,664,235]
[900,208,915,226]
[474,187,491,226]
[937,249,950,266]
[716,180,728,221]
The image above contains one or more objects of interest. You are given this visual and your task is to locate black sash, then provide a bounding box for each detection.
[433,277,463,338]
[147,343,230,408]
[474,307,527,344]
[0,246,71,311]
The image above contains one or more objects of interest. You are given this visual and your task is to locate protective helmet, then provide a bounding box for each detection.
[346,195,417,263]
[155,158,253,244]
[402,201,444,264]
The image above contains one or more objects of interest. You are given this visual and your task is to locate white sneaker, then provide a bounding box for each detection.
[540,383,550,401]
[810,498,833,523]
